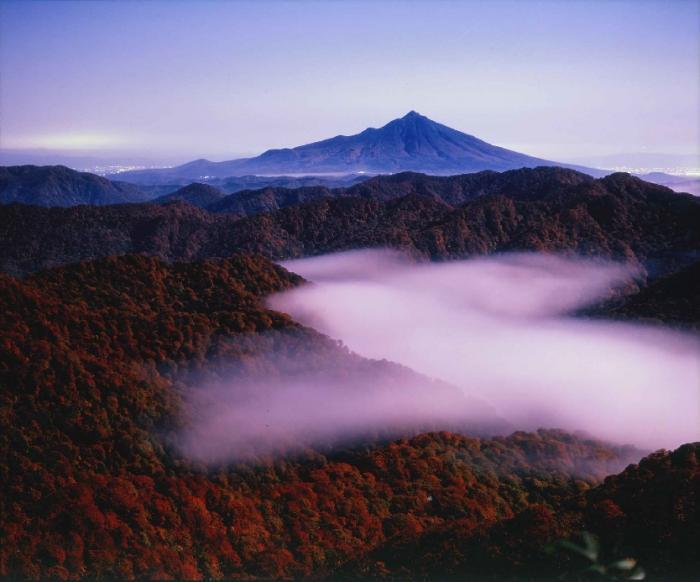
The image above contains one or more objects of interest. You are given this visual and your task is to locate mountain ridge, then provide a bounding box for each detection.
[1,168,697,284]
[2,159,694,211]
[206,166,598,215]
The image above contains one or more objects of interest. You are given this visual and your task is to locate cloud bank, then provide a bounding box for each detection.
[175,341,502,464]
[266,250,699,451]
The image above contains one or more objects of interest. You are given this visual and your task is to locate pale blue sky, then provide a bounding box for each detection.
[1,0,698,163]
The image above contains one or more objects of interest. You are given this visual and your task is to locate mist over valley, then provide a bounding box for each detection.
[1,0,699,579]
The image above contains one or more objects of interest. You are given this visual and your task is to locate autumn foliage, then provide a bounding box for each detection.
[0,254,696,580]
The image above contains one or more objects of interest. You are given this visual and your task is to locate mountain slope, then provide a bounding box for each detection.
[207,185,333,215]
[117,112,603,182]
[0,165,149,206]
[593,260,700,329]
[154,182,226,208]
[340,442,700,581]
[0,254,646,580]
[1,170,697,278]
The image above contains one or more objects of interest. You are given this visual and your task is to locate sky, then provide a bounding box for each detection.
[1,0,699,165]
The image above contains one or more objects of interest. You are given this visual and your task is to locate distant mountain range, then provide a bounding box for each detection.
[0,115,696,208]
[0,165,367,207]
[114,111,604,183]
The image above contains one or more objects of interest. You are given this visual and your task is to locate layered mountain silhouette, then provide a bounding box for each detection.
[3,124,694,207]
[1,168,697,284]
[116,111,603,182]
[0,165,368,207]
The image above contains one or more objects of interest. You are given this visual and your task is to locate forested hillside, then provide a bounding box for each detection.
[339,443,699,580]
[1,169,697,278]
[1,253,675,581]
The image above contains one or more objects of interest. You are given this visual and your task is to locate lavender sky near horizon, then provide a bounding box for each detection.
[1,0,698,165]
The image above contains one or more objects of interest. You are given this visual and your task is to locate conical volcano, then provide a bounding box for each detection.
[117,112,599,181]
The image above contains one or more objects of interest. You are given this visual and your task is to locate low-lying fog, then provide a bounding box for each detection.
[176,250,699,464]
[270,250,699,451]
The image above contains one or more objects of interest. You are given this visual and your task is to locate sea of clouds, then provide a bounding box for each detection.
[176,250,699,463]
[271,250,699,450]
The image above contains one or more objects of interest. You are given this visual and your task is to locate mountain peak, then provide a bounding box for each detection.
[395,110,433,126]
[115,112,602,181]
